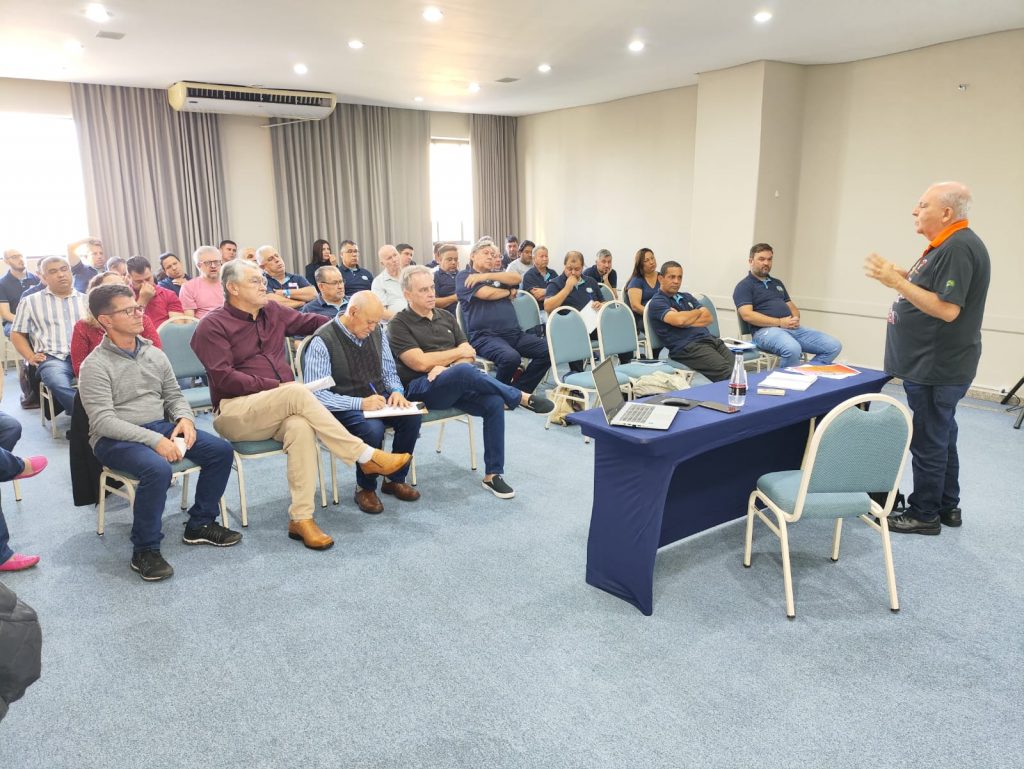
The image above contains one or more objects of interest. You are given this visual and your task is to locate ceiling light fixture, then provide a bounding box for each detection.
[754,11,773,23]
[85,3,111,23]
[537,63,551,74]
[348,39,364,50]
[468,82,480,93]
[422,7,444,22]
[293,63,308,75]
[628,40,645,53]
[413,96,424,102]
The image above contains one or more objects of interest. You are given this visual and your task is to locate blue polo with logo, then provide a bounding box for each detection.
[521,266,557,307]
[545,273,602,311]
[582,265,617,289]
[264,272,310,294]
[341,265,374,295]
[434,269,458,314]
[648,290,712,353]
[732,273,792,329]
[455,268,519,340]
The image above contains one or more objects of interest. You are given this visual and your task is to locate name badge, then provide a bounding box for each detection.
[585,287,593,294]
[362,275,368,281]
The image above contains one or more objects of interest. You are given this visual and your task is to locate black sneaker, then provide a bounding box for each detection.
[885,513,941,535]
[130,550,174,581]
[940,507,962,527]
[524,394,555,414]
[482,475,515,499]
[183,521,243,547]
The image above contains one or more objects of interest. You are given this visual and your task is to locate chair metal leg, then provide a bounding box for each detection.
[830,518,843,561]
[219,498,228,528]
[180,473,191,510]
[878,517,900,612]
[97,471,109,535]
[410,456,418,486]
[435,422,446,452]
[778,518,795,618]
[317,449,327,509]
[330,452,339,504]
[13,479,22,502]
[234,455,249,527]
[466,416,477,470]
[743,494,757,567]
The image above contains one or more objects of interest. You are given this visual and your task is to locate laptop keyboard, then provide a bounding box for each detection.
[619,403,654,423]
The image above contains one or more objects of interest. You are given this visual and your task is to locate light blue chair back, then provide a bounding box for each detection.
[512,291,541,331]
[736,310,755,338]
[696,294,720,338]
[642,302,664,353]
[157,321,205,379]
[547,307,594,366]
[598,284,614,302]
[597,301,638,359]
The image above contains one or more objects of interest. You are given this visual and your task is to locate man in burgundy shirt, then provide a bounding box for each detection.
[191,259,411,550]
[126,256,185,328]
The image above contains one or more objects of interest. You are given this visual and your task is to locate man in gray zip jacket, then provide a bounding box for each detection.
[79,284,241,582]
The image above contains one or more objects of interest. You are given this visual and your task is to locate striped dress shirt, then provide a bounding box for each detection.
[305,317,404,412]
[11,287,88,360]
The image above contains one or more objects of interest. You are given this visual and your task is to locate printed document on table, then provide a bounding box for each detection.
[760,372,817,391]
[577,303,599,334]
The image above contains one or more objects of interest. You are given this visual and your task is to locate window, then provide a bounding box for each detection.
[429,139,473,244]
[0,113,89,258]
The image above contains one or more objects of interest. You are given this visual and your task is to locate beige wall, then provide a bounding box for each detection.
[517,87,698,281]
[218,115,280,253]
[0,77,71,115]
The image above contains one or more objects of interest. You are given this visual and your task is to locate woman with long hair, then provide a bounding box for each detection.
[305,239,336,287]
[625,247,659,333]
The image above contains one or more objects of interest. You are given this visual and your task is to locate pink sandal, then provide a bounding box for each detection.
[14,456,48,480]
[0,553,40,571]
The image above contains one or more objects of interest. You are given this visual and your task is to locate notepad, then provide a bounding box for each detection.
[760,371,817,391]
[786,363,860,379]
[304,375,335,392]
[363,402,427,418]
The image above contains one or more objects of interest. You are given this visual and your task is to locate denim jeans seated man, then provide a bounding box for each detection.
[79,284,241,582]
[10,256,88,417]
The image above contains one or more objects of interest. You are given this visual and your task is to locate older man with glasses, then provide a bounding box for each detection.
[302,265,348,319]
[180,245,225,319]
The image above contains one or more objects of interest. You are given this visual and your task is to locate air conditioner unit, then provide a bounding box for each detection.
[168,81,336,120]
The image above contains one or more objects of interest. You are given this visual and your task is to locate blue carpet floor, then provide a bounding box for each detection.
[1,371,1022,768]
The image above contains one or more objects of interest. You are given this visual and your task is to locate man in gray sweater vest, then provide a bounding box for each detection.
[79,284,240,581]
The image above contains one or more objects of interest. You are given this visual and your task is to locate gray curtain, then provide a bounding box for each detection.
[270,104,431,274]
[470,114,520,244]
[70,83,229,262]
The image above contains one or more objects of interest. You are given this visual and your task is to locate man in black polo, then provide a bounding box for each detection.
[865,181,991,534]
[0,249,40,337]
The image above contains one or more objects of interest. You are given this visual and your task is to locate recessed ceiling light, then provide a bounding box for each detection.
[537,63,551,74]
[628,40,645,53]
[413,96,424,102]
[754,11,773,23]
[65,40,84,53]
[348,39,364,50]
[293,63,308,75]
[85,3,111,23]
[422,7,444,22]
[468,82,480,93]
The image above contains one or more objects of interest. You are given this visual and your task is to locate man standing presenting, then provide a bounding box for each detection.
[305,292,421,514]
[79,283,241,581]
[338,240,374,297]
[865,181,990,534]
[733,243,842,369]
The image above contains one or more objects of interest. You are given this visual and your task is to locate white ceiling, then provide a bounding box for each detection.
[2,1,1023,116]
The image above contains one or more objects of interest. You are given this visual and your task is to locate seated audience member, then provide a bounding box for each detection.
[501,235,519,269]
[66,237,106,293]
[105,257,128,282]
[0,411,47,572]
[80,284,241,582]
[338,240,374,297]
[456,237,550,394]
[583,249,618,299]
[397,243,416,267]
[649,261,733,381]
[157,252,188,295]
[125,256,185,328]
[390,266,553,499]
[372,245,407,321]
[71,272,161,376]
[179,246,225,319]
[305,239,336,287]
[625,247,659,334]
[733,243,842,369]
[219,240,237,262]
[425,242,442,269]
[544,250,611,369]
[191,259,411,550]
[432,244,459,314]
[306,292,421,514]
[505,240,536,277]
[302,265,348,319]
[239,247,257,263]
[10,257,87,415]
[258,245,316,310]
[520,245,557,315]
[0,249,40,336]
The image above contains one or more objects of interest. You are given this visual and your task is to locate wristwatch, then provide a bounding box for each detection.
[491,280,502,288]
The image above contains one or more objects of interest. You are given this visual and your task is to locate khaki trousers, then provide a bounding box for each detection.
[213,383,368,521]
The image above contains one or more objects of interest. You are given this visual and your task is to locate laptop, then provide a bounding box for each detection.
[592,358,679,430]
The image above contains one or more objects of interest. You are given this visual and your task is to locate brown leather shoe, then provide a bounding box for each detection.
[359,450,412,478]
[381,481,420,502]
[287,519,334,550]
[354,488,384,514]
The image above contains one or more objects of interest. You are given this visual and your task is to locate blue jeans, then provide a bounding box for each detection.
[333,410,421,490]
[471,330,550,394]
[903,381,971,521]
[406,363,520,476]
[93,420,233,552]
[752,326,842,369]
[0,411,24,565]
[37,355,77,414]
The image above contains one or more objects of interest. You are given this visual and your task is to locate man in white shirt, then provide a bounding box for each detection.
[371,245,407,322]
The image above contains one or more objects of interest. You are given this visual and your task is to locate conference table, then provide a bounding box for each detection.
[567,368,891,615]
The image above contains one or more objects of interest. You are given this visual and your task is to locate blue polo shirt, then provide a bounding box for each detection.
[71,261,98,294]
[0,271,41,316]
[157,277,183,295]
[648,291,711,354]
[341,265,374,295]
[520,266,557,307]
[434,269,458,314]
[582,265,617,289]
[545,273,602,311]
[301,295,348,320]
[732,273,792,329]
[455,268,519,340]
[264,271,310,294]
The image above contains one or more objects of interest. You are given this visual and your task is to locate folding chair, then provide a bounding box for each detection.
[596,300,677,378]
[157,320,213,414]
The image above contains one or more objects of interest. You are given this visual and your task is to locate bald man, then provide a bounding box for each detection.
[304,291,421,514]
[371,245,407,321]
[865,181,991,534]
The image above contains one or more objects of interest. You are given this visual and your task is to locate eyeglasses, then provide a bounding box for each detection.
[103,305,145,318]
[199,260,222,267]
[319,280,343,287]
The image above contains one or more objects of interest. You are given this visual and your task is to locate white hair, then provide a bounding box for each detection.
[192,245,219,269]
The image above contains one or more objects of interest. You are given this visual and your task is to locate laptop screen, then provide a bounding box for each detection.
[592,358,625,420]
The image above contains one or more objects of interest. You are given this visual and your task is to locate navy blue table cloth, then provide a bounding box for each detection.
[567,368,891,615]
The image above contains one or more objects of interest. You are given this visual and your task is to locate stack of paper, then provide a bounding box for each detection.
[760,371,817,391]
[721,337,756,351]
[787,363,860,379]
